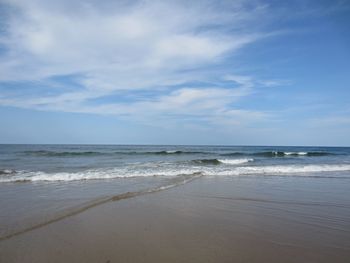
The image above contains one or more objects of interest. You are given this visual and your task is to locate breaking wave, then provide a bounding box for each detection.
[0,169,15,175]
[212,164,350,176]
[221,151,333,157]
[2,163,350,183]
[192,158,253,165]
[218,159,254,165]
[0,167,206,183]
[152,150,205,155]
[192,159,222,165]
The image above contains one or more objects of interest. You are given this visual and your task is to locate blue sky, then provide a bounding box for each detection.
[0,0,349,146]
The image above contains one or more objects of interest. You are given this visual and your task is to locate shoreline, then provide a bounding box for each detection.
[1,175,350,262]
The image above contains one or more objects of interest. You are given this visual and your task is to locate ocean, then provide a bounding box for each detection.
[1,144,350,240]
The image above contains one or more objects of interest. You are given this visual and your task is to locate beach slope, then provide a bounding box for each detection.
[1,175,349,263]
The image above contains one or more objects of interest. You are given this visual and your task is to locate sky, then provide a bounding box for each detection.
[0,0,349,146]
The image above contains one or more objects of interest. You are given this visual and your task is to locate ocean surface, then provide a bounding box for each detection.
[1,144,350,240]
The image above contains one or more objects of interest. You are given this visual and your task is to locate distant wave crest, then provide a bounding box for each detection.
[192,158,253,165]
[22,150,208,157]
[23,150,105,157]
[221,151,333,157]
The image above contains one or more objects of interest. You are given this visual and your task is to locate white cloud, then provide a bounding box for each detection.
[0,0,264,82]
[0,0,276,129]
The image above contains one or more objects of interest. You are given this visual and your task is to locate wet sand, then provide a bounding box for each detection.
[1,175,350,263]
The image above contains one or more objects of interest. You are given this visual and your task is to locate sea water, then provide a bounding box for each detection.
[1,144,350,239]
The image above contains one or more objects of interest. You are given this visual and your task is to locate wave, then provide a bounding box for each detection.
[218,159,254,165]
[20,149,336,158]
[22,150,207,157]
[0,167,206,183]
[192,159,222,165]
[253,151,302,157]
[221,151,333,157]
[2,163,350,183]
[256,151,334,157]
[302,151,335,156]
[220,152,244,157]
[212,164,350,176]
[23,150,106,157]
[193,158,253,165]
[152,150,205,155]
[0,169,15,175]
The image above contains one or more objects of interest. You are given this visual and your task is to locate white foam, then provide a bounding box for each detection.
[218,158,253,165]
[166,151,177,154]
[0,167,203,182]
[1,164,350,183]
[284,152,308,155]
[211,164,350,176]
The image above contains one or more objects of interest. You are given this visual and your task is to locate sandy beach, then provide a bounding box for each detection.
[1,175,349,263]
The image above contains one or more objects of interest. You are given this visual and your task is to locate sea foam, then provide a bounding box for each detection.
[212,164,350,176]
[218,159,253,165]
[2,163,350,182]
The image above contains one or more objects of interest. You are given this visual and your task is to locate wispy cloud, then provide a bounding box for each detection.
[0,0,282,129]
